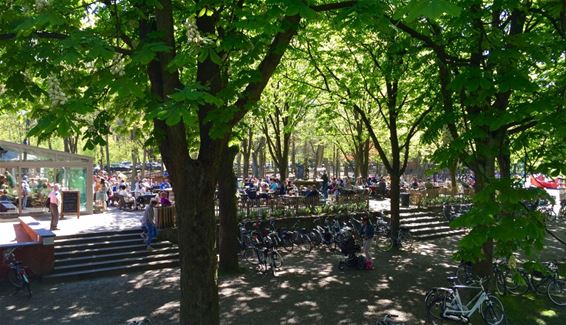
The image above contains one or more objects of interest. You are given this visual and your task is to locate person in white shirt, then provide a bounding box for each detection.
[48,184,61,230]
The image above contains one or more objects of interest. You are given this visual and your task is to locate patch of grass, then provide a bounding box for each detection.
[501,293,564,325]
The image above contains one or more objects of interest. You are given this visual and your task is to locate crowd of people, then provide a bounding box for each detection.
[93,172,172,212]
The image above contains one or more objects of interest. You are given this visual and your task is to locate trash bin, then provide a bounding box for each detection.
[400,192,410,207]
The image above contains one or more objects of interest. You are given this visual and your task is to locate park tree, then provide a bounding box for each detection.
[386,0,566,273]
[258,70,312,183]
[299,16,435,247]
[0,0,355,323]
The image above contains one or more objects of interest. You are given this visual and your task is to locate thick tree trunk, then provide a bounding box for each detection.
[174,163,220,324]
[449,160,458,195]
[390,170,401,248]
[218,145,239,273]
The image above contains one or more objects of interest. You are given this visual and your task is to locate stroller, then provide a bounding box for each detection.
[337,234,368,270]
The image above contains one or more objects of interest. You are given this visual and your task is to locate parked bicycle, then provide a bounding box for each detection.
[502,260,566,306]
[2,247,32,298]
[427,276,506,324]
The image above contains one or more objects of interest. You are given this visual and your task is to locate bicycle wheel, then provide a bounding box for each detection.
[296,234,312,253]
[456,262,474,285]
[541,207,557,223]
[505,271,529,296]
[374,235,393,252]
[272,250,283,268]
[21,272,32,298]
[399,230,414,251]
[480,295,506,325]
[548,279,566,306]
[426,295,447,324]
[243,247,259,265]
[8,268,24,289]
[280,238,294,253]
[494,270,507,295]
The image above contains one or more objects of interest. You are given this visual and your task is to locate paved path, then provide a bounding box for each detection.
[2,229,565,324]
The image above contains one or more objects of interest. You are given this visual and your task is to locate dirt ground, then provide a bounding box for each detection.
[1,228,565,324]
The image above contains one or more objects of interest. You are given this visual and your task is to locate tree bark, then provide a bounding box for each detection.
[218,144,240,273]
[242,128,252,178]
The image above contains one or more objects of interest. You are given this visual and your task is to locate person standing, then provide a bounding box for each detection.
[141,199,158,249]
[21,176,30,209]
[360,216,375,264]
[96,178,109,211]
[48,184,61,230]
[321,171,329,199]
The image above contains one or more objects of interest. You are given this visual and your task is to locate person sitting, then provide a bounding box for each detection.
[117,185,135,209]
[159,191,172,207]
[305,186,320,198]
[160,179,172,189]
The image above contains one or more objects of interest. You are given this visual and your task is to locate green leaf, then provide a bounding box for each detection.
[404,0,462,22]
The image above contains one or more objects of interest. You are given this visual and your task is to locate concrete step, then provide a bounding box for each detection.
[55,229,140,240]
[55,232,142,246]
[55,237,147,251]
[54,241,174,259]
[409,225,458,236]
[54,246,178,267]
[413,229,467,240]
[51,252,180,274]
[401,220,450,229]
[43,259,180,282]
[400,216,446,224]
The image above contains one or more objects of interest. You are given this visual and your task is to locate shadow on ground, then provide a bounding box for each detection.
[2,222,566,324]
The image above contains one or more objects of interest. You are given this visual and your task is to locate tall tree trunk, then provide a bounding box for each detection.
[242,128,252,178]
[218,145,239,273]
[259,145,266,178]
[236,152,242,178]
[99,145,104,171]
[130,131,138,187]
[360,139,370,180]
[291,135,296,177]
[279,133,290,181]
[449,160,458,195]
[390,170,401,248]
[142,149,147,179]
[303,139,309,179]
[105,134,110,173]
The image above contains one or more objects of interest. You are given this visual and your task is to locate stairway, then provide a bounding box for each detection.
[43,229,179,282]
[385,207,466,240]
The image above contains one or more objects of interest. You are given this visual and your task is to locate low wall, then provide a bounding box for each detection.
[0,217,55,281]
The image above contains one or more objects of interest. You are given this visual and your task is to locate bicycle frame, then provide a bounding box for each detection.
[443,285,489,319]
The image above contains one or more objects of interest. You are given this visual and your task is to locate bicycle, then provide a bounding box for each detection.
[427,277,506,324]
[502,261,566,306]
[2,247,32,298]
[257,241,283,276]
[376,314,405,325]
[455,260,510,295]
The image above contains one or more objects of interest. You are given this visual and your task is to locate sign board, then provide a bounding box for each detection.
[61,191,80,219]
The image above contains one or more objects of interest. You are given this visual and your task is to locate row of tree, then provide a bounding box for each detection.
[1,1,565,324]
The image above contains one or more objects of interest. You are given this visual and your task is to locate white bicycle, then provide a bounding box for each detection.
[427,276,506,324]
